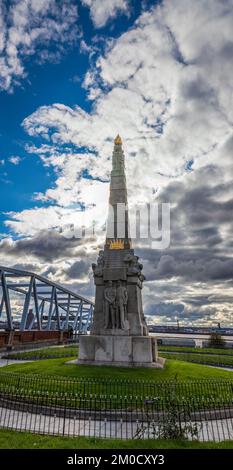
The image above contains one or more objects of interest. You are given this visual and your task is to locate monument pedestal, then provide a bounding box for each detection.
[78,334,164,368]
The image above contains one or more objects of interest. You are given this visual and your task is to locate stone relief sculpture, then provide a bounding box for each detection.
[104,281,116,329]
[116,280,128,330]
[124,254,145,281]
[98,250,104,265]
[104,280,128,330]
[92,250,104,277]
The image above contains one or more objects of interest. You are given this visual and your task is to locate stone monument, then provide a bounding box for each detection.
[78,135,163,367]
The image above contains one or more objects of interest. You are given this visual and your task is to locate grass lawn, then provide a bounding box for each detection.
[2,346,78,360]
[1,356,233,381]
[0,356,233,406]
[158,346,233,355]
[4,344,233,367]
[0,429,232,449]
[160,352,233,367]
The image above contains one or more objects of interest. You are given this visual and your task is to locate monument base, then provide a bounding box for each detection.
[78,335,164,368]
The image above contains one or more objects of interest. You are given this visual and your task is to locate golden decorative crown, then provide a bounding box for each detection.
[109,239,124,249]
[114,134,122,145]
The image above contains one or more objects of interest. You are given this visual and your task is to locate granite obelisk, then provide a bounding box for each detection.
[78,135,163,367]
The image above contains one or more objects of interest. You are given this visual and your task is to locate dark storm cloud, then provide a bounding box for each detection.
[145,301,216,323]
[0,230,87,262]
[220,41,233,60]
[64,260,91,279]
[146,302,185,316]
[176,189,233,227]
[190,227,222,247]
[181,75,216,104]
[8,262,40,273]
[63,280,95,301]
[134,161,233,287]
[182,295,211,306]
[133,157,233,323]
[141,251,233,282]
[208,294,233,303]
[205,258,233,280]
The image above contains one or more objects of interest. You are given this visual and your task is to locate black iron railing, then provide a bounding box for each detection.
[0,375,233,438]
[0,372,233,401]
[0,387,233,441]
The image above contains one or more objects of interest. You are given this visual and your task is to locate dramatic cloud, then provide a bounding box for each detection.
[0,0,79,92]
[22,0,233,200]
[64,259,91,280]
[0,230,83,262]
[81,0,130,28]
[1,0,233,324]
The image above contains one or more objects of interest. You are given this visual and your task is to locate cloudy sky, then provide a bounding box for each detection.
[0,0,233,326]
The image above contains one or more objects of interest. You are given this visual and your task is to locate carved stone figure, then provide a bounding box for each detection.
[97,250,104,266]
[104,281,116,329]
[92,250,105,277]
[124,254,143,276]
[116,280,128,330]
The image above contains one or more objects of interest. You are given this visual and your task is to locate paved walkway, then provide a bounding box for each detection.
[205,364,233,372]
[0,405,233,441]
[0,359,33,368]
[0,343,72,356]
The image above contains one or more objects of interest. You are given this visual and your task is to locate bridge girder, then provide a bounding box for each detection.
[0,266,94,334]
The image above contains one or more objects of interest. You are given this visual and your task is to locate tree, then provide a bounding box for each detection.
[208,332,225,349]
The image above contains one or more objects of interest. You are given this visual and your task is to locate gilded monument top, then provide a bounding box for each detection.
[114,134,122,145]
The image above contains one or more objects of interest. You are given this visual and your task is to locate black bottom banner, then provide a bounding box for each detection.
[0,449,231,468]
